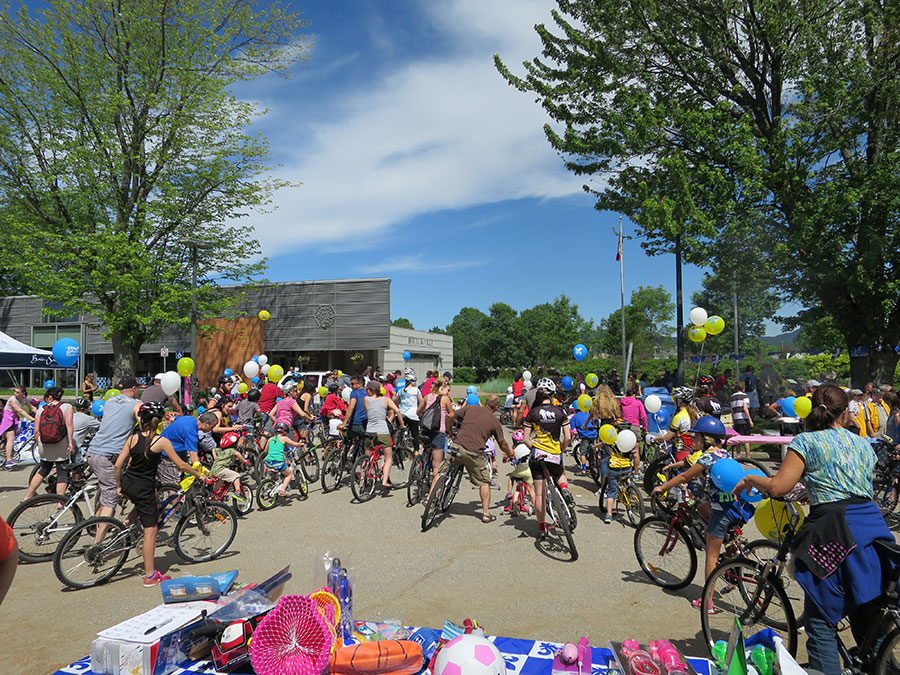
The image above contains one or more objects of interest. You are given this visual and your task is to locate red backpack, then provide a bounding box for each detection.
[39,403,66,444]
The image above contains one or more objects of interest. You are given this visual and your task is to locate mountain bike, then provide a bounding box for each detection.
[351,435,413,503]
[256,447,309,509]
[421,445,466,532]
[53,479,237,589]
[320,436,362,493]
[597,469,646,526]
[407,448,434,507]
[535,457,578,561]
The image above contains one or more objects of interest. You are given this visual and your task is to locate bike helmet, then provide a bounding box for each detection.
[671,386,695,403]
[536,377,556,395]
[138,401,165,420]
[404,367,416,381]
[698,375,715,387]
[220,431,240,448]
[74,397,91,410]
[688,415,726,438]
[513,443,531,461]
[273,422,290,433]
[466,385,477,395]
[512,429,525,442]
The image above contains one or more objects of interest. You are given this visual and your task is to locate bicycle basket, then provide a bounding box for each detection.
[250,595,336,675]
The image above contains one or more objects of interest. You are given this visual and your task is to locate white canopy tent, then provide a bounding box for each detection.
[0,330,72,369]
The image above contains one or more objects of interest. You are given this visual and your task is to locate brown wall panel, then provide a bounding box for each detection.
[197,318,264,388]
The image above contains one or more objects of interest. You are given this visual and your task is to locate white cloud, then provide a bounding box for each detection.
[245,0,582,254]
[354,253,490,276]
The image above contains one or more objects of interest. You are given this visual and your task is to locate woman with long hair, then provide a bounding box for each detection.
[81,373,98,401]
[1,386,35,469]
[590,384,622,486]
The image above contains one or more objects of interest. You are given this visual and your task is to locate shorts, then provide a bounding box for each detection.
[213,467,240,484]
[510,463,533,484]
[706,507,736,539]
[36,460,70,484]
[439,443,492,487]
[156,457,183,485]
[364,433,392,449]
[529,457,564,481]
[293,419,308,431]
[87,454,119,508]
[265,460,287,473]
[121,476,158,528]
[421,430,448,451]
[605,467,632,500]
[733,421,751,436]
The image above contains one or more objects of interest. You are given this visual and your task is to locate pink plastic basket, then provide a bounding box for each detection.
[250,595,336,675]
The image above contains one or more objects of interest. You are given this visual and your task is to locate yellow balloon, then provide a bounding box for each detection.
[237,382,248,394]
[793,396,812,418]
[380,386,386,396]
[754,498,805,543]
[688,326,707,343]
[599,424,618,445]
[268,364,284,381]
[177,357,194,377]
[258,309,270,321]
[104,388,120,400]
[585,373,599,388]
[318,386,328,397]
[336,370,343,377]
[576,394,592,412]
[705,315,725,335]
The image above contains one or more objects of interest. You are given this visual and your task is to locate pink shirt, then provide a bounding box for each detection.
[620,396,648,429]
[274,397,296,426]
[425,393,447,433]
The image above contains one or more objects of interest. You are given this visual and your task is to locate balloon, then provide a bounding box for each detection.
[522,370,532,382]
[395,379,406,389]
[243,361,260,378]
[403,350,411,361]
[782,396,797,417]
[258,310,270,321]
[689,307,708,327]
[252,355,260,363]
[104,388,120,400]
[43,379,55,389]
[91,400,105,417]
[705,315,725,335]
[738,469,766,503]
[577,394,592,412]
[51,337,81,367]
[38,402,46,409]
[572,344,587,361]
[160,371,181,396]
[318,386,328,397]
[616,429,637,453]
[251,376,260,384]
[177,357,195,377]
[237,382,248,394]
[599,424,618,445]
[341,387,351,403]
[688,326,707,343]
[644,394,662,413]
[523,379,533,391]
[466,393,480,405]
[709,457,745,493]
[755,498,805,542]
[466,385,477,394]
[268,364,284,381]
[793,396,812,419]
[380,386,386,396]
[197,406,206,414]
[654,410,671,427]
[585,373,599,388]
[336,370,343,377]
[260,364,270,376]
[561,376,574,391]
[257,355,268,366]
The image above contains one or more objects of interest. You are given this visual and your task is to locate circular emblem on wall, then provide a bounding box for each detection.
[314,304,336,329]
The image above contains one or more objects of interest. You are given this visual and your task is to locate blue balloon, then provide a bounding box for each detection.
[91,400,105,417]
[52,337,81,367]
[223,368,233,377]
[654,410,671,427]
[197,406,206,414]
[402,350,411,361]
[782,396,797,417]
[43,379,55,389]
[252,355,260,363]
[572,344,587,361]
[251,376,260,384]
[466,393,480,406]
[561,376,574,391]
[466,385,477,395]
[739,469,766,503]
[37,401,46,409]
[710,457,746,493]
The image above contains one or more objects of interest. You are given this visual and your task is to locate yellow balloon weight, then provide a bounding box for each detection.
[793,396,812,418]
[318,386,328,397]
[577,394,592,412]
[237,382,248,394]
[267,364,284,381]
[688,326,707,343]
[176,357,195,377]
[104,388,120,400]
[258,310,270,321]
[754,498,805,543]
[585,373,599,388]
[599,424,618,445]
[705,315,725,335]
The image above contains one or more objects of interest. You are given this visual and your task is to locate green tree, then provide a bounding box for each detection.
[446,307,490,368]
[598,286,674,358]
[484,302,524,368]
[795,316,845,353]
[518,295,592,366]
[0,0,305,378]
[496,0,900,387]
[391,318,414,329]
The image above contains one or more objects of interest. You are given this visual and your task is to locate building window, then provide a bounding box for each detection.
[42,301,79,324]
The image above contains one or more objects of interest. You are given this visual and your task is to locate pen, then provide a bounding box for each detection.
[144,617,174,635]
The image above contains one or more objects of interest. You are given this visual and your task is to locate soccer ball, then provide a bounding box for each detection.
[434,635,506,675]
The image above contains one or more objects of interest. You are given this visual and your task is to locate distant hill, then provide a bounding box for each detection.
[760,328,801,350]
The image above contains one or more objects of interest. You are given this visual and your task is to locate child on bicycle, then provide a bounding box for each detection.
[504,430,536,514]
[602,425,641,524]
[210,431,251,499]
[328,409,343,440]
[265,422,304,496]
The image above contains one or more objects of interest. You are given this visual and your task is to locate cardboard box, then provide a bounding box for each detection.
[160,570,239,603]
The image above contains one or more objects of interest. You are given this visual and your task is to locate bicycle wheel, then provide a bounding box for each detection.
[310,421,326,447]
[620,484,646,527]
[300,447,320,484]
[642,455,672,495]
[421,472,449,532]
[587,446,602,486]
[256,477,280,510]
[737,457,771,477]
[634,516,697,589]
[351,454,377,502]
[406,455,427,506]
[548,483,578,561]
[53,517,131,589]
[174,502,237,563]
[389,447,413,489]
[700,557,797,657]
[294,470,309,499]
[440,466,463,512]
[745,539,805,626]
[231,483,253,515]
[8,494,84,563]
[321,447,344,493]
[875,628,900,675]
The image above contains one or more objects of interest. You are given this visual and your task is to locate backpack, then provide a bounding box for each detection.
[39,403,67,444]
[420,395,443,432]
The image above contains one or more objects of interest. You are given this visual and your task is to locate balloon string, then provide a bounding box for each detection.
[694,341,705,387]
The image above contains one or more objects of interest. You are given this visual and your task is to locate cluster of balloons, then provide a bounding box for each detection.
[709,457,765,503]
[51,338,81,368]
[687,307,726,343]
[781,395,812,419]
[597,424,639,453]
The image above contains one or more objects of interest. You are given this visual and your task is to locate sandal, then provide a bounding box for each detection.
[691,598,720,614]
[481,514,497,523]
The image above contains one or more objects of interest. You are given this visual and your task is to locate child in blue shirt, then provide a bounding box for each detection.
[570,409,598,473]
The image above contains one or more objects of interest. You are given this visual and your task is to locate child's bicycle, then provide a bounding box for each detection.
[2,420,36,466]
[506,471,532,516]
[256,446,312,510]
[596,470,646,526]
[350,434,413,503]
[208,461,255,516]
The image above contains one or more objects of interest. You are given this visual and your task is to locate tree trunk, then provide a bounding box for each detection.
[849,349,899,389]
[110,330,142,383]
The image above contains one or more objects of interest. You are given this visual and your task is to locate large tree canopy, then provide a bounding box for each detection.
[0,0,305,378]
[597,285,674,359]
[496,0,900,386]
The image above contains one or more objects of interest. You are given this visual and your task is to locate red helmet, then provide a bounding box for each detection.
[220,431,239,448]
[698,375,715,387]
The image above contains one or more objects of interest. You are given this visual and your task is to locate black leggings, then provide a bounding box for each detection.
[36,460,70,484]
[403,416,420,452]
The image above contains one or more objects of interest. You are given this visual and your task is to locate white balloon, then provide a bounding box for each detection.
[523,370,533,382]
[523,379,533,390]
[689,307,708,327]
[257,354,268,366]
[341,386,351,403]
[243,361,260,379]
[644,394,662,414]
[616,429,637,453]
[160,371,181,396]
[260,364,270,375]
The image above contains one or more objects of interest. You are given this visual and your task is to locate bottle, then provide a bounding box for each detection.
[327,557,341,596]
[339,568,353,642]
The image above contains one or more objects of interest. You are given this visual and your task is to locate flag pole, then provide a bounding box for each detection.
[618,214,626,377]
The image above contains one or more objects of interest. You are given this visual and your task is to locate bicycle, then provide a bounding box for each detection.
[534,457,578,561]
[2,420,36,466]
[420,445,466,532]
[208,461,255,516]
[506,469,531,516]
[597,469,646,526]
[351,435,413,503]
[256,446,312,509]
[406,446,435,507]
[499,406,513,427]
[320,435,363,493]
[53,478,237,589]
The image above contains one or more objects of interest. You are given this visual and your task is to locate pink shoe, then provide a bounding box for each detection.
[143,570,171,587]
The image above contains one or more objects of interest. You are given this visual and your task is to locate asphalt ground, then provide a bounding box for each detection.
[2,439,805,675]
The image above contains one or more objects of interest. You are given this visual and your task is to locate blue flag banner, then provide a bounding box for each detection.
[729,354,745,361]
[850,346,869,357]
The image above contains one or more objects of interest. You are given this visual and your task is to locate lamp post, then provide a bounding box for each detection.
[179,238,214,405]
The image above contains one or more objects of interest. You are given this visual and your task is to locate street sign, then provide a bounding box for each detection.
[175,350,184,359]
[160,347,169,358]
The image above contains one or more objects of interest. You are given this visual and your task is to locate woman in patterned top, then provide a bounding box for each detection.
[733,385,891,675]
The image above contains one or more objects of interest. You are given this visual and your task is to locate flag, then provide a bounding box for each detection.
[726,618,748,675]
[615,226,623,261]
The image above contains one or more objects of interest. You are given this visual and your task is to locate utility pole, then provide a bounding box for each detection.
[675,234,685,386]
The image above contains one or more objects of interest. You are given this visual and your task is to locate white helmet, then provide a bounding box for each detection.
[507,386,513,394]
[513,443,530,461]
[536,377,556,394]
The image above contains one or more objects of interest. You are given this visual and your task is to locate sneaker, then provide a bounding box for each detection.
[537,529,548,541]
[143,570,171,587]
[1,460,16,470]
[562,487,575,507]
[604,514,612,524]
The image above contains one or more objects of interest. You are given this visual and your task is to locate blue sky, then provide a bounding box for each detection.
[235,0,768,334]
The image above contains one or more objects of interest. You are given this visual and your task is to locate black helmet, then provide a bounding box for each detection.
[138,401,165,420]
[74,397,91,410]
